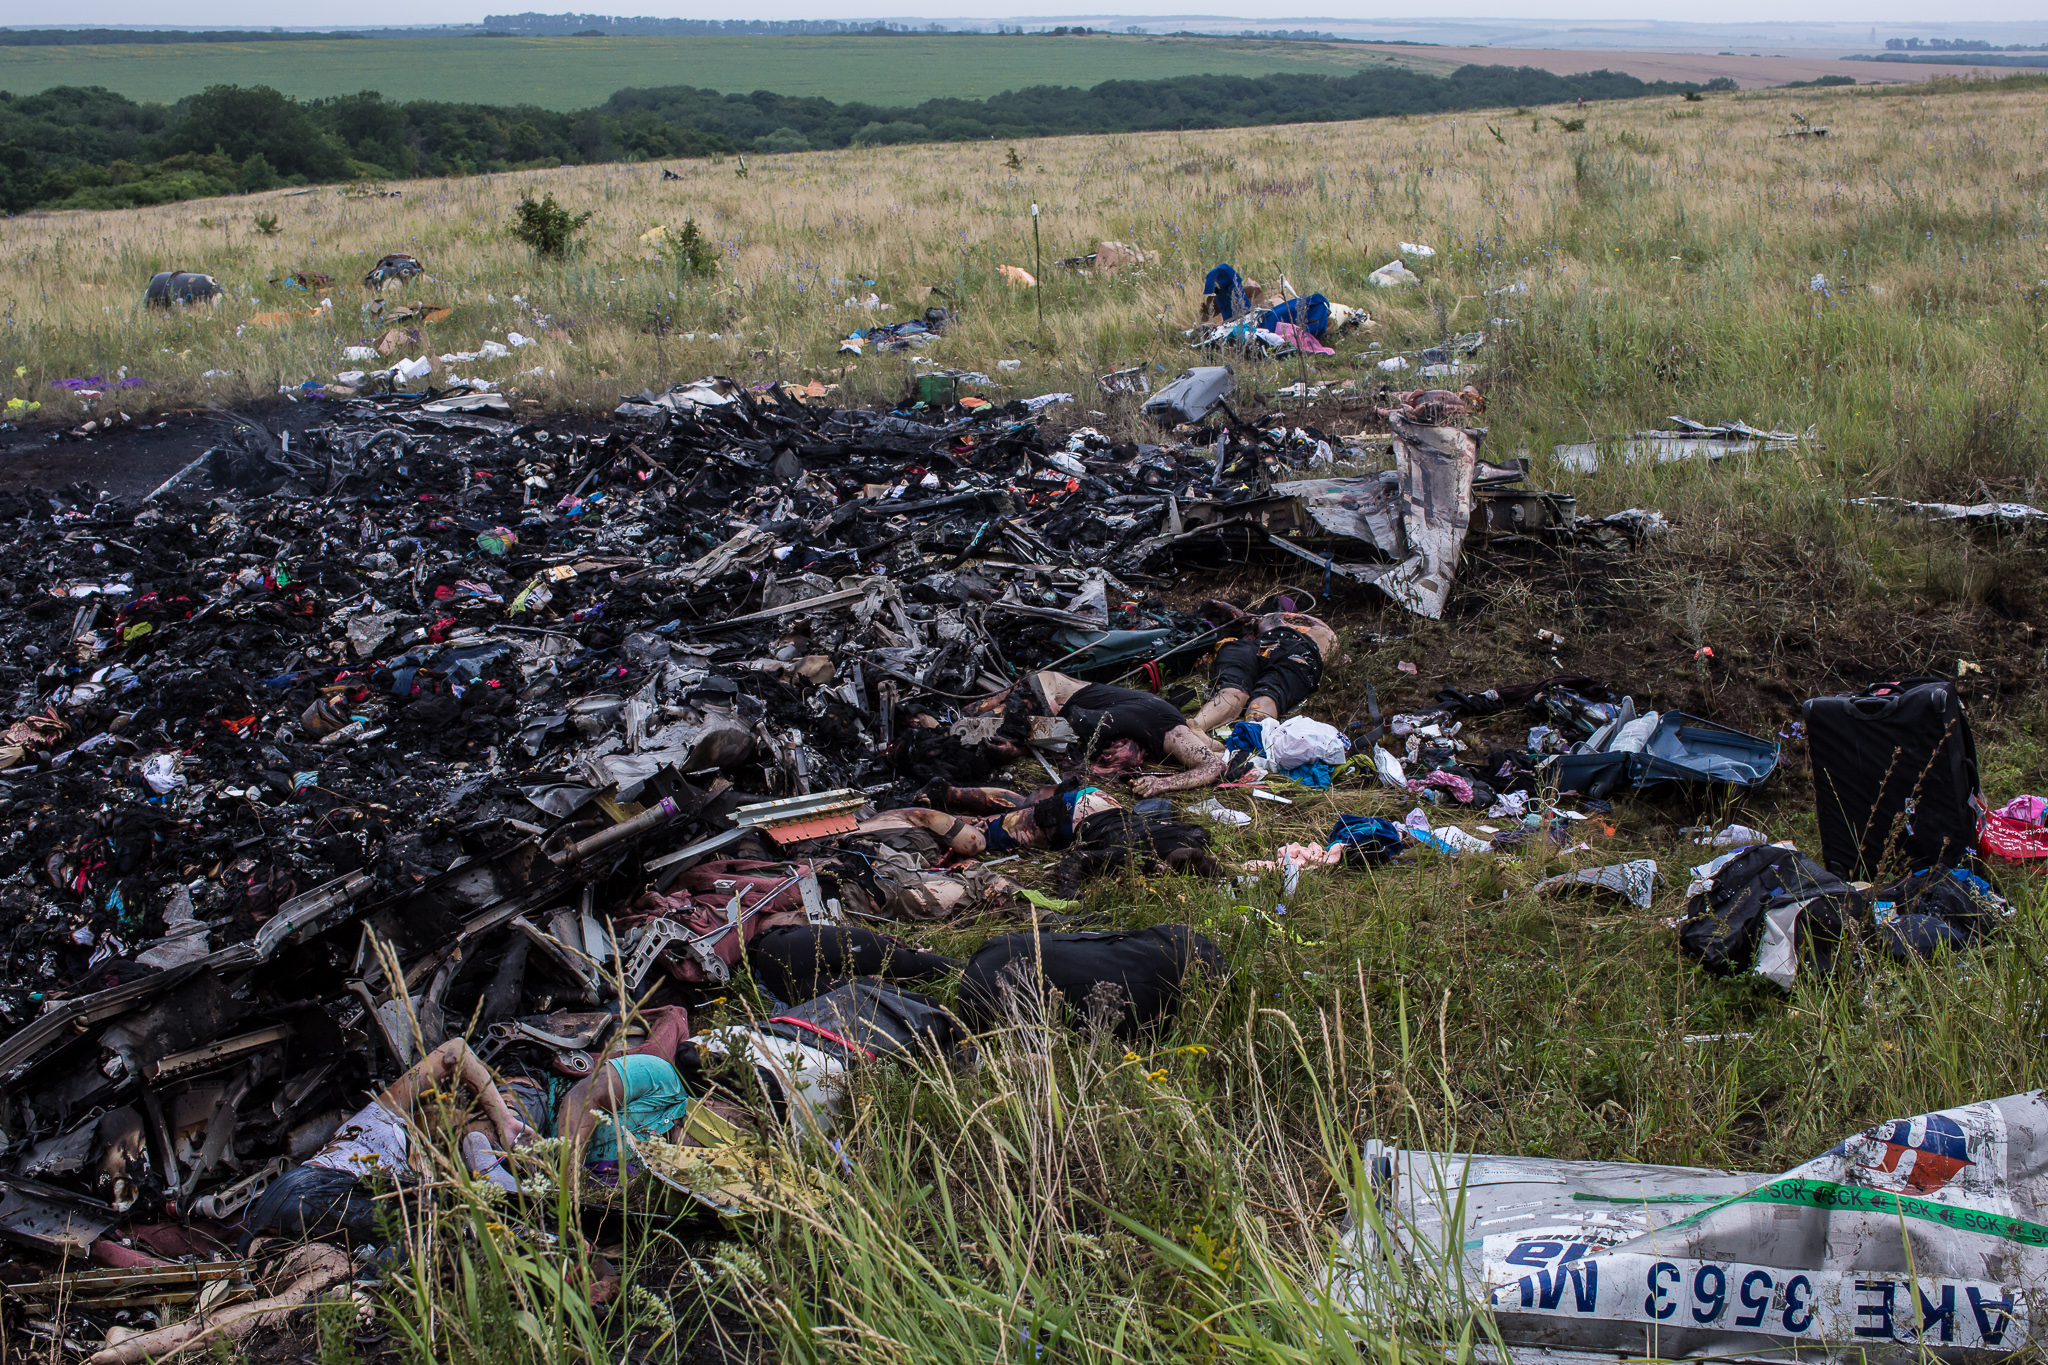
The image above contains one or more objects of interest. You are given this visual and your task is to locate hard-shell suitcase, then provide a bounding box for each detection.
[1803,679,1980,879]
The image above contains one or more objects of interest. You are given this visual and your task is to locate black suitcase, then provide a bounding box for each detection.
[1803,680,1980,879]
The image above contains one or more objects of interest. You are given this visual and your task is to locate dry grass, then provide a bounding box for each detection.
[2,79,2042,452]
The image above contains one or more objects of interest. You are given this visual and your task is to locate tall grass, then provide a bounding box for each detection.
[707,813,2046,1363]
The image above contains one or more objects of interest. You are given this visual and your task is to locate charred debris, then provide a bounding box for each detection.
[0,369,1657,1283]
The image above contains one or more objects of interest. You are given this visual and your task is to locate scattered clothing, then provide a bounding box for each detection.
[1534,859,1660,910]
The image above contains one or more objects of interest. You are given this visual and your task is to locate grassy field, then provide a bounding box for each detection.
[8,75,2048,1363]
[0,32,1412,109]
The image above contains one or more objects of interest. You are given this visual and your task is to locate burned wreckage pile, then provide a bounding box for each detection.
[0,368,1671,1337]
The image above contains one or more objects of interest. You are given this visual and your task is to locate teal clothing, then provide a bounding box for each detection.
[586,1055,690,1162]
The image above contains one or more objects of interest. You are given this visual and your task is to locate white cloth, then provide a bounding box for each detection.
[1609,711,1660,753]
[1262,716,1348,770]
[310,1101,410,1179]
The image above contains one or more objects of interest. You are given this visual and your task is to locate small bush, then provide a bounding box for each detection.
[510,193,593,259]
[658,220,719,278]
[253,212,281,236]
[236,152,280,194]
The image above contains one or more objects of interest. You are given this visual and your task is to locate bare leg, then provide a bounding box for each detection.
[625,1006,691,1066]
[1244,694,1281,723]
[923,783,1042,814]
[1190,686,1250,731]
[857,808,988,856]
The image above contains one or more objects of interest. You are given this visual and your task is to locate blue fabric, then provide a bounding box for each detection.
[1204,263,1251,320]
[586,1055,690,1163]
[1225,721,1266,754]
[1278,761,1334,789]
[1329,815,1405,864]
[1265,293,1332,339]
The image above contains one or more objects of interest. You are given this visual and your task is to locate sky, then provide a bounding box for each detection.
[28,6,2048,34]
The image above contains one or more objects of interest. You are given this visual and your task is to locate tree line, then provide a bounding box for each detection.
[0,64,1736,215]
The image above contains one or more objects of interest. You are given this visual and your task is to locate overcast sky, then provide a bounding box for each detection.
[44,4,2048,33]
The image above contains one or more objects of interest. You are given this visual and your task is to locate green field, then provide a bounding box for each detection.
[0,32,1417,110]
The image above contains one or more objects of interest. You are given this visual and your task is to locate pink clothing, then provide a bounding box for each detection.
[1999,795,2047,825]
[1275,323,1335,355]
[1243,842,1347,872]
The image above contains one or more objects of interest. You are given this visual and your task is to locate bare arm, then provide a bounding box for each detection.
[859,807,987,855]
[376,1038,469,1114]
[1132,728,1229,796]
[378,1040,528,1148]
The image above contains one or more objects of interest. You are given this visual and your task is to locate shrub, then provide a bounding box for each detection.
[510,193,593,259]
[658,219,719,278]
[236,152,280,193]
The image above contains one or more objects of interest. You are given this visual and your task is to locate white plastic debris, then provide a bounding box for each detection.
[1398,241,1437,258]
[1377,356,1410,372]
[139,752,185,794]
[1192,798,1252,828]
[1695,822,1769,847]
[1368,260,1422,288]
[1341,1092,2048,1362]
[341,346,380,362]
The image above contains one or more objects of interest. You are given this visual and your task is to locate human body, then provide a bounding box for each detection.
[239,1040,532,1249]
[1190,610,1338,731]
[856,779,1125,857]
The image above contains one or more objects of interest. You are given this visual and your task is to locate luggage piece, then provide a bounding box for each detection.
[1979,811,2048,867]
[957,924,1225,1040]
[1866,866,2009,947]
[1803,680,1981,879]
[1549,712,1778,795]
[1635,714,1779,787]
[765,979,970,1065]
[1679,844,1860,981]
